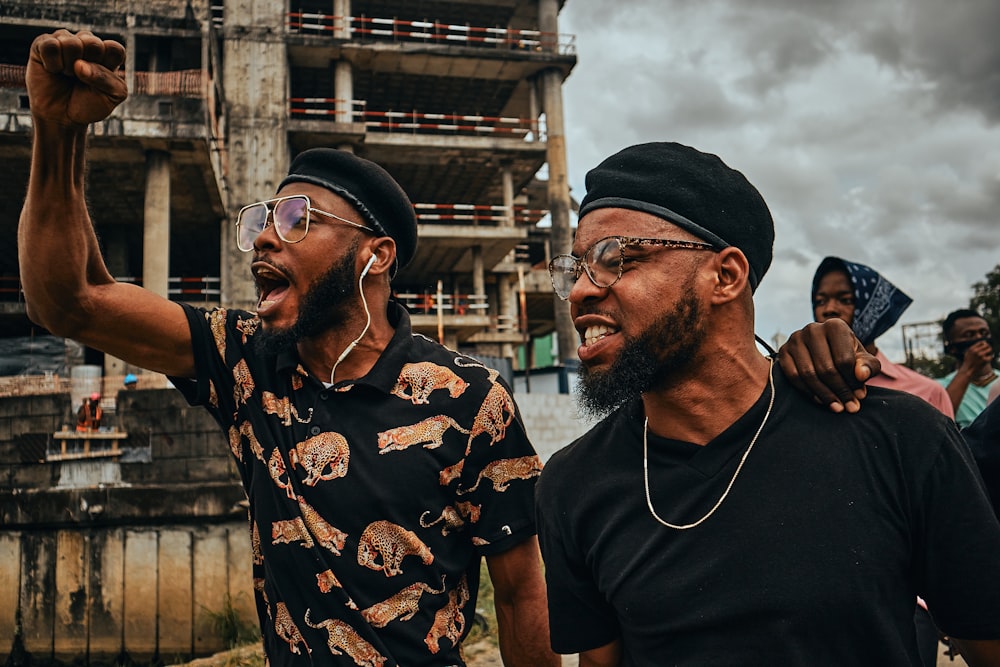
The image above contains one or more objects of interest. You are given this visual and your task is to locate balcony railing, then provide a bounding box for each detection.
[287,13,576,55]
[289,98,543,139]
[0,64,26,89]
[0,276,220,304]
[396,291,489,317]
[134,70,206,98]
[0,65,206,99]
[414,204,549,226]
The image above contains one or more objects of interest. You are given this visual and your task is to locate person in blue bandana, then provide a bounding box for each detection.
[811,256,953,418]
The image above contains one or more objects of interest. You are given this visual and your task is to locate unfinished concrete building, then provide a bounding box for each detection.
[0,0,577,384]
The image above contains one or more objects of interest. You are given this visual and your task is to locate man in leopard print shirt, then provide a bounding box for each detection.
[19,29,558,667]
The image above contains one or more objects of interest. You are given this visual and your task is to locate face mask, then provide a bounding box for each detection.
[945,336,994,359]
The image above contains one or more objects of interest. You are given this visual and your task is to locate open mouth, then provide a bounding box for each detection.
[252,264,290,312]
[583,324,618,347]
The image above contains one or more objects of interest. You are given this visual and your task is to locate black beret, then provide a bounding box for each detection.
[578,142,774,291]
[279,148,418,271]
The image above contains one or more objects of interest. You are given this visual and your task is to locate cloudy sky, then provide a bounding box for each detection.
[557,0,1000,360]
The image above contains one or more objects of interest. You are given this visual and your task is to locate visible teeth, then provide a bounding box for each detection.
[584,325,615,346]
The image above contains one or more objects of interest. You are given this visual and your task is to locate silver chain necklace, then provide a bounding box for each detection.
[643,356,775,530]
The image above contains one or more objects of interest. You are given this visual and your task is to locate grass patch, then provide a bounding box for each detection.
[463,559,498,648]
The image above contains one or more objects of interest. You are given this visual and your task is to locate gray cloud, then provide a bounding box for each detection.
[560,0,1000,358]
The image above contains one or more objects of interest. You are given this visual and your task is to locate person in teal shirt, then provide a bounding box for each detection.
[937,309,997,428]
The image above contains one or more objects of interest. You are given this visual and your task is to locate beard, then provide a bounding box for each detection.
[252,241,360,356]
[576,292,705,419]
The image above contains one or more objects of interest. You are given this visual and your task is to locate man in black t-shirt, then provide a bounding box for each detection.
[537,142,1000,666]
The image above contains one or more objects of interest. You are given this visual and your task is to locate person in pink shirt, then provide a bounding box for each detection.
[811,256,954,419]
[811,255,954,667]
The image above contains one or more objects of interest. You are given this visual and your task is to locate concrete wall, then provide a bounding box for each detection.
[517,392,597,462]
[0,389,252,665]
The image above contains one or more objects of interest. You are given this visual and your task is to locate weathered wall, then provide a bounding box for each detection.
[0,389,252,665]
[517,392,596,462]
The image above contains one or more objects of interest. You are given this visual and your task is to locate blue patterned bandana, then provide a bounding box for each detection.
[812,256,913,346]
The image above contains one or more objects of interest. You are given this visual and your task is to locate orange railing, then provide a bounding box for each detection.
[289,98,543,139]
[0,63,26,89]
[396,291,489,317]
[414,203,549,226]
[287,13,576,55]
[0,275,220,304]
[0,65,206,98]
[134,70,205,98]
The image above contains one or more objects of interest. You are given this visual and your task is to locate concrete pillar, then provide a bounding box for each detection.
[501,165,515,228]
[143,150,171,300]
[334,0,350,39]
[540,68,575,367]
[335,60,353,124]
[538,0,559,53]
[472,246,485,296]
[499,275,515,324]
[220,0,290,309]
[124,23,136,95]
[528,83,540,142]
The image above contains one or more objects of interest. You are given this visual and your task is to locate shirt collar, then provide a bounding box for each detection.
[275,300,414,394]
[873,349,901,380]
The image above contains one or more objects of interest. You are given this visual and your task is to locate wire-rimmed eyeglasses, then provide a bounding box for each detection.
[235,194,375,252]
[548,236,717,300]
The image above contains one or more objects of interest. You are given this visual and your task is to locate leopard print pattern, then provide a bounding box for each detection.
[457,455,543,495]
[357,520,434,577]
[298,497,348,556]
[390,362,469,405]
[235,314,258,343]
[377,415,470,454]
[240,420,265,461]
[274,601,311,656]
[360,576,447,628]
[464,381,516,454]
[232,358,254,405]
[268,448,297,500]
[253,577,270,617]
[227,425,243,462]
[419,506,464,536]
[316,569,342,593]
[438,459,464,487]
[251,520,263,565]
[289,432,350,486]
[418,501,480,536]
[304,610,387,667]
[272,517,314,549]
[424,575,470,655]
[209,309,228,360]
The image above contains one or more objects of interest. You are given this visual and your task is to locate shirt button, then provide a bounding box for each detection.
[319,392,329,401]
[309,426,321,436]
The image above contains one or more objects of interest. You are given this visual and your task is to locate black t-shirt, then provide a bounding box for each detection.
[172,301,541,666]
[536,367,1000,666]
[963,399,1000,518]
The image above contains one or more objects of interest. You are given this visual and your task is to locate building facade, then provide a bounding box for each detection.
[0,0,577,379]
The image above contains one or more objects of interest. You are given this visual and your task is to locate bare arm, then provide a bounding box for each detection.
[949,638,1000,667]
[578,640,623,667]
[944,341,994,412]
[777,319,880,413]
[18,29,195,377]
[485,536,560,667]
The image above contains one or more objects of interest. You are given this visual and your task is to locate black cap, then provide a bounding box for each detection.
[279,148,418,271]
[578,142,774,291]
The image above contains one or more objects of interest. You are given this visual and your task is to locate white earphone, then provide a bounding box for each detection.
[330,253,376,384]
[361,253,376,278]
